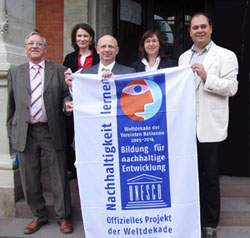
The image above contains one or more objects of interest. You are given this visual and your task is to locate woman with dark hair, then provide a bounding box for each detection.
[63,23,99,72]
[131,29,176,72]
[63,23,99,180]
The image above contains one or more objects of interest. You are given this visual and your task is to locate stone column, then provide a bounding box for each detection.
[63,0,113,58]
[64,0,88,56]
[89,0,113,40]
[0,0,34,218]
[0,0,8,34]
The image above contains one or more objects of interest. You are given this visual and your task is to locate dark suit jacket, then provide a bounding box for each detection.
[63,49,100,73]
[7,61,71,152]
[81,62,135,74]
[131,58,177,72]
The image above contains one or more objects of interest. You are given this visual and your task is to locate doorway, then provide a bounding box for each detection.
[114,0,250,176]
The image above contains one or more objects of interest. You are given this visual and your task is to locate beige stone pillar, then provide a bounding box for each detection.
[0,0,34,218]
[63,0,113,57]
[64,0,89,56]
[88,0,113,40]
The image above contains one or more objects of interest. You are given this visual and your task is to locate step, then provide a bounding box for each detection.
[15,175,250,226]
[0,218,85,238]
[219,176,250,226]
[220,176,250,197]
[220,197,250,226]
[217,226,250,238]
[15,171,82,221]
[20,168,82,221]
[15,192,82,221]
[1,218,250,238]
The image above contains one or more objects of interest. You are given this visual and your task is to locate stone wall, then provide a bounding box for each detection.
[64,0,113,58]
[0,0,34,218]
[0,0,115,218]
[64,0,89,58]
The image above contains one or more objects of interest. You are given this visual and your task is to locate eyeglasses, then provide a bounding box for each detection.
[26,42,44,47]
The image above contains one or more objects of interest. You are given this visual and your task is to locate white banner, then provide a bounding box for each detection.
[72,66,201,238]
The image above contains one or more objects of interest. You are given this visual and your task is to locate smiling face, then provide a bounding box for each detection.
[24,34,47,64]
[96,35,119,66]
[144,33,160,57]
[76,28,93,50]
[189,14,212,51]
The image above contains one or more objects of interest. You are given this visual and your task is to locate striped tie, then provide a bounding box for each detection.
[30,65,42,120]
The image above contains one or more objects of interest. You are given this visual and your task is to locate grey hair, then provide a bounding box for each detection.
[24,30,47,46]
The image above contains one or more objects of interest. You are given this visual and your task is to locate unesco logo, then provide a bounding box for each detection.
[120,79,162,121]
[125,174,170,209]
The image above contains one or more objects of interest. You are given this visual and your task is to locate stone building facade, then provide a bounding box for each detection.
[0,0,249,218]
[0,0,113,218]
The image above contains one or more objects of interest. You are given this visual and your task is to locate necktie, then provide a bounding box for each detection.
[30,65,42,120]
[101,67,109,72]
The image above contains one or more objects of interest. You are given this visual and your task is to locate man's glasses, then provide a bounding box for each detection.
[26,42,44,47]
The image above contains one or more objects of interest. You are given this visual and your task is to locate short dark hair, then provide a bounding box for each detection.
[138,29,166,60]
[190,12,213,28]
[71,23,95,51]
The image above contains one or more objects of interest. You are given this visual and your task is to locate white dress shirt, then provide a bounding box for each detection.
[141,56,160,71]
[98,61,116,75]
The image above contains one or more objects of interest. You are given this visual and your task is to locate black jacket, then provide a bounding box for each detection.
[63,49,100,73]
[131,58,177,72]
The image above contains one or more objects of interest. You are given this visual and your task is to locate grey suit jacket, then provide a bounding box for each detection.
[80,62,136,74]
[7,61,71,152]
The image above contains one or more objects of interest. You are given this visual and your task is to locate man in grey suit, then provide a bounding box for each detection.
[64,34,135,109]
[7,31,73,234]
[179,13,238,238]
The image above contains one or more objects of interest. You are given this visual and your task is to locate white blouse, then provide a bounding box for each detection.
[141,56,160,71]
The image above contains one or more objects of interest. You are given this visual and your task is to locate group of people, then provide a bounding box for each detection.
[7,12,238,238]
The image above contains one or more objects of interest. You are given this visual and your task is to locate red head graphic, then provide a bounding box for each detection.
[120,79,154,121]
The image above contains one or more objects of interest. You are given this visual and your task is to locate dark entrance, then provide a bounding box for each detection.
[114,0,250,176]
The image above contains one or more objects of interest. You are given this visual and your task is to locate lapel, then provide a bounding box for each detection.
[195,43,217,89]
[43,61,54,94]
[112,63,122,74]
[73,51,79,72]
[184,50,193,65]
[90,64,99,73]
[136,61,146,71]
[183,50,202,89]
[82,64,99,73]
[20,63,31,92]
[158,59,165,69]
[202,43,217,72]
[139,62,146,71]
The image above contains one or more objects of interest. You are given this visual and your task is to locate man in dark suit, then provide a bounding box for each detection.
[7,31,73,234]
[64,34,135,112]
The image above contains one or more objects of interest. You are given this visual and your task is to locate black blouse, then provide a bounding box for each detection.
[63,49,99,73]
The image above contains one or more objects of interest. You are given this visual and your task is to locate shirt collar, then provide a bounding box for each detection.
[141,56,160,70]
[78,50,93,58]
[29,60,45,70]
[99,61,116,72]
[191,41,213,54]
